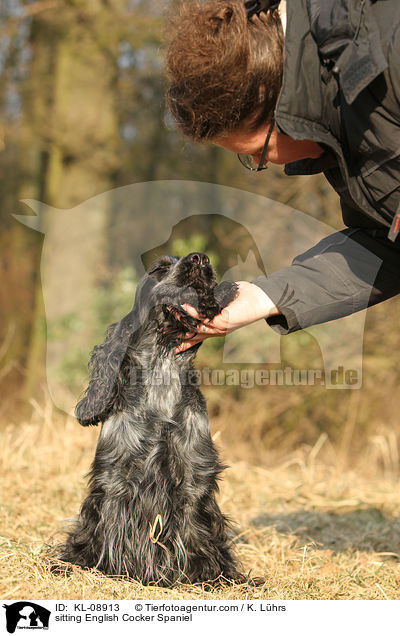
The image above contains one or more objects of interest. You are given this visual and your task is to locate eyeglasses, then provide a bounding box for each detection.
[237,118,275,171]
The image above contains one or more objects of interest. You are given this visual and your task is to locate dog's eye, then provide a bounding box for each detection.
[148,267,167,281]
[147,256,177,280]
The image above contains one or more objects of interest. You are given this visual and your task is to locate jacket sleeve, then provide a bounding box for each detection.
[252,229,391,335]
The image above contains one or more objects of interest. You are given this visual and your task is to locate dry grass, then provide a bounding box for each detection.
[1,398,400,600]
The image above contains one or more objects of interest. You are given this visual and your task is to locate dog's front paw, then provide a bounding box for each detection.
[213,281,239,311]
[172,307,201,333]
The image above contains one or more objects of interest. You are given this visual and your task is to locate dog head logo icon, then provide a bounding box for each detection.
[3,602,50,634]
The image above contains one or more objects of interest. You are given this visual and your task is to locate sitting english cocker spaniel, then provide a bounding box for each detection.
[58,253,241,586]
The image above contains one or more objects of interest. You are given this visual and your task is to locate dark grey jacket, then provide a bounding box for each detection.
[252,0,400,336]
[276,0,400,236]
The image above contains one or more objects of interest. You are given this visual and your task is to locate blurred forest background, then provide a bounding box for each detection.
[1,0,400,470]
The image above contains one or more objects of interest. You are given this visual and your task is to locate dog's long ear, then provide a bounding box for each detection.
[75,275,157,426]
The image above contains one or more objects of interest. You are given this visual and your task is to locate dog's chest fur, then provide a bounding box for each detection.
[98,350,212,495]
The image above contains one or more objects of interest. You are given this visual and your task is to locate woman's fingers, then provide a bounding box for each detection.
[175,334,203,353]
[174,322,214,353]
[181,303,202,319]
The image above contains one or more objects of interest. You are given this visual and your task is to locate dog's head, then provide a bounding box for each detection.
[75,253,238,426]
[149,252,215,288]
[147,253,238,348]
[148,252,217,313]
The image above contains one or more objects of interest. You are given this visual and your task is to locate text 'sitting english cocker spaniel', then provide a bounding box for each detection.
[59,253,241,586]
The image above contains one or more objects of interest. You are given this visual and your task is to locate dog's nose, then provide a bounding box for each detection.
[189,253,209,267]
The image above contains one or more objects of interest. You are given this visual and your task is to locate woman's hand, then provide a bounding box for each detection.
[175,281,280,353]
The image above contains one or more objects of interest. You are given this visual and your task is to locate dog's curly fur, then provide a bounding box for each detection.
[58,253,241,586]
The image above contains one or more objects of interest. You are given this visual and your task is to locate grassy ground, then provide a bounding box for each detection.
[1,398,400,600]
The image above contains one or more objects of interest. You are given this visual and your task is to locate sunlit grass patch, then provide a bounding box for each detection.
[1,401,400,600]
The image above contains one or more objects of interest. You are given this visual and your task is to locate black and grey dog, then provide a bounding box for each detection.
[59,253,241,586]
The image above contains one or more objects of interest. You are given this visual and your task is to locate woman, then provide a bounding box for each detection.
[165,0,400,352]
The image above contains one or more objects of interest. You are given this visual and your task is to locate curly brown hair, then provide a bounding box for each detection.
[165,0,284,141]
